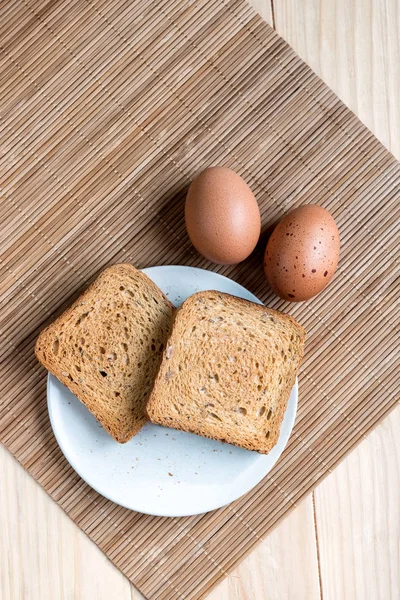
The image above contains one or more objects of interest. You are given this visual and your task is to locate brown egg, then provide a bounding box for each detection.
[185,167,261,265]
[264,205,340,301]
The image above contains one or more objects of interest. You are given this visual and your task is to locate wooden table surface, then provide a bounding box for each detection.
[1,1,399,598]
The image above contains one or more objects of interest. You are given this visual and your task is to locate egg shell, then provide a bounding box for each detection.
[264,205,340,302]
[185,167,261,265]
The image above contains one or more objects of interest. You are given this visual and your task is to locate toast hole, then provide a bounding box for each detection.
[290,334,294,341]
[153,297,159,304]
[258,405,266,417]
[151,344,156,351]
[257,385,262,392]
[124,289,134,298]
[119,286,125,291]
[99,346,106,354]
[178,364,182,372]
[173,403,180,412]
[267,409,273,420]
[209,373,219,383]
[99,370,107,377]
[205,402,214,408]
[272,357,276,364]
[122,343,128,351]
[75,365,81,373]
[192,325,197,332]
[237,407,247,416]
[255,361,259,369]
[76,312,89,325]
[115,391,120,397]
[108,352,117,361]
[209,412,222,421]
[199,386,207,394]
[283,354,287,362]
[52,340,59,355]
[159,343,164,352]
[237,347,242,352]
[265,431,270,439]
[67,375,73,382]
[278,376,282,384]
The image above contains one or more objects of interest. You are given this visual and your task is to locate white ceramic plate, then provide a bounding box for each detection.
[48,266,297,517]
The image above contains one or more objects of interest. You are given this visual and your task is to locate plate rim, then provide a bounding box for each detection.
[47,265,298,516]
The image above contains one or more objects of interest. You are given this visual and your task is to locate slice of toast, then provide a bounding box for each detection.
[146,291,305,453]
[35,264,174,443]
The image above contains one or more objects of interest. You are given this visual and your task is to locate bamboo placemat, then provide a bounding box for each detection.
[1,0,399,598]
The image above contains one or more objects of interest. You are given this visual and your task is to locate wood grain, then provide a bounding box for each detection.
[0,444,132,600]
[274,2,400,598]
[273,0,400,158]
[0,443,320,600]
[207,495,320,600]
[0,0,399,599]
[314,406,400,600]
[248,0,273,22]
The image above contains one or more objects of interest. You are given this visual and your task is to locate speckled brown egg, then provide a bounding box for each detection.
[185,167,261,265]
[264,205,340,301]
